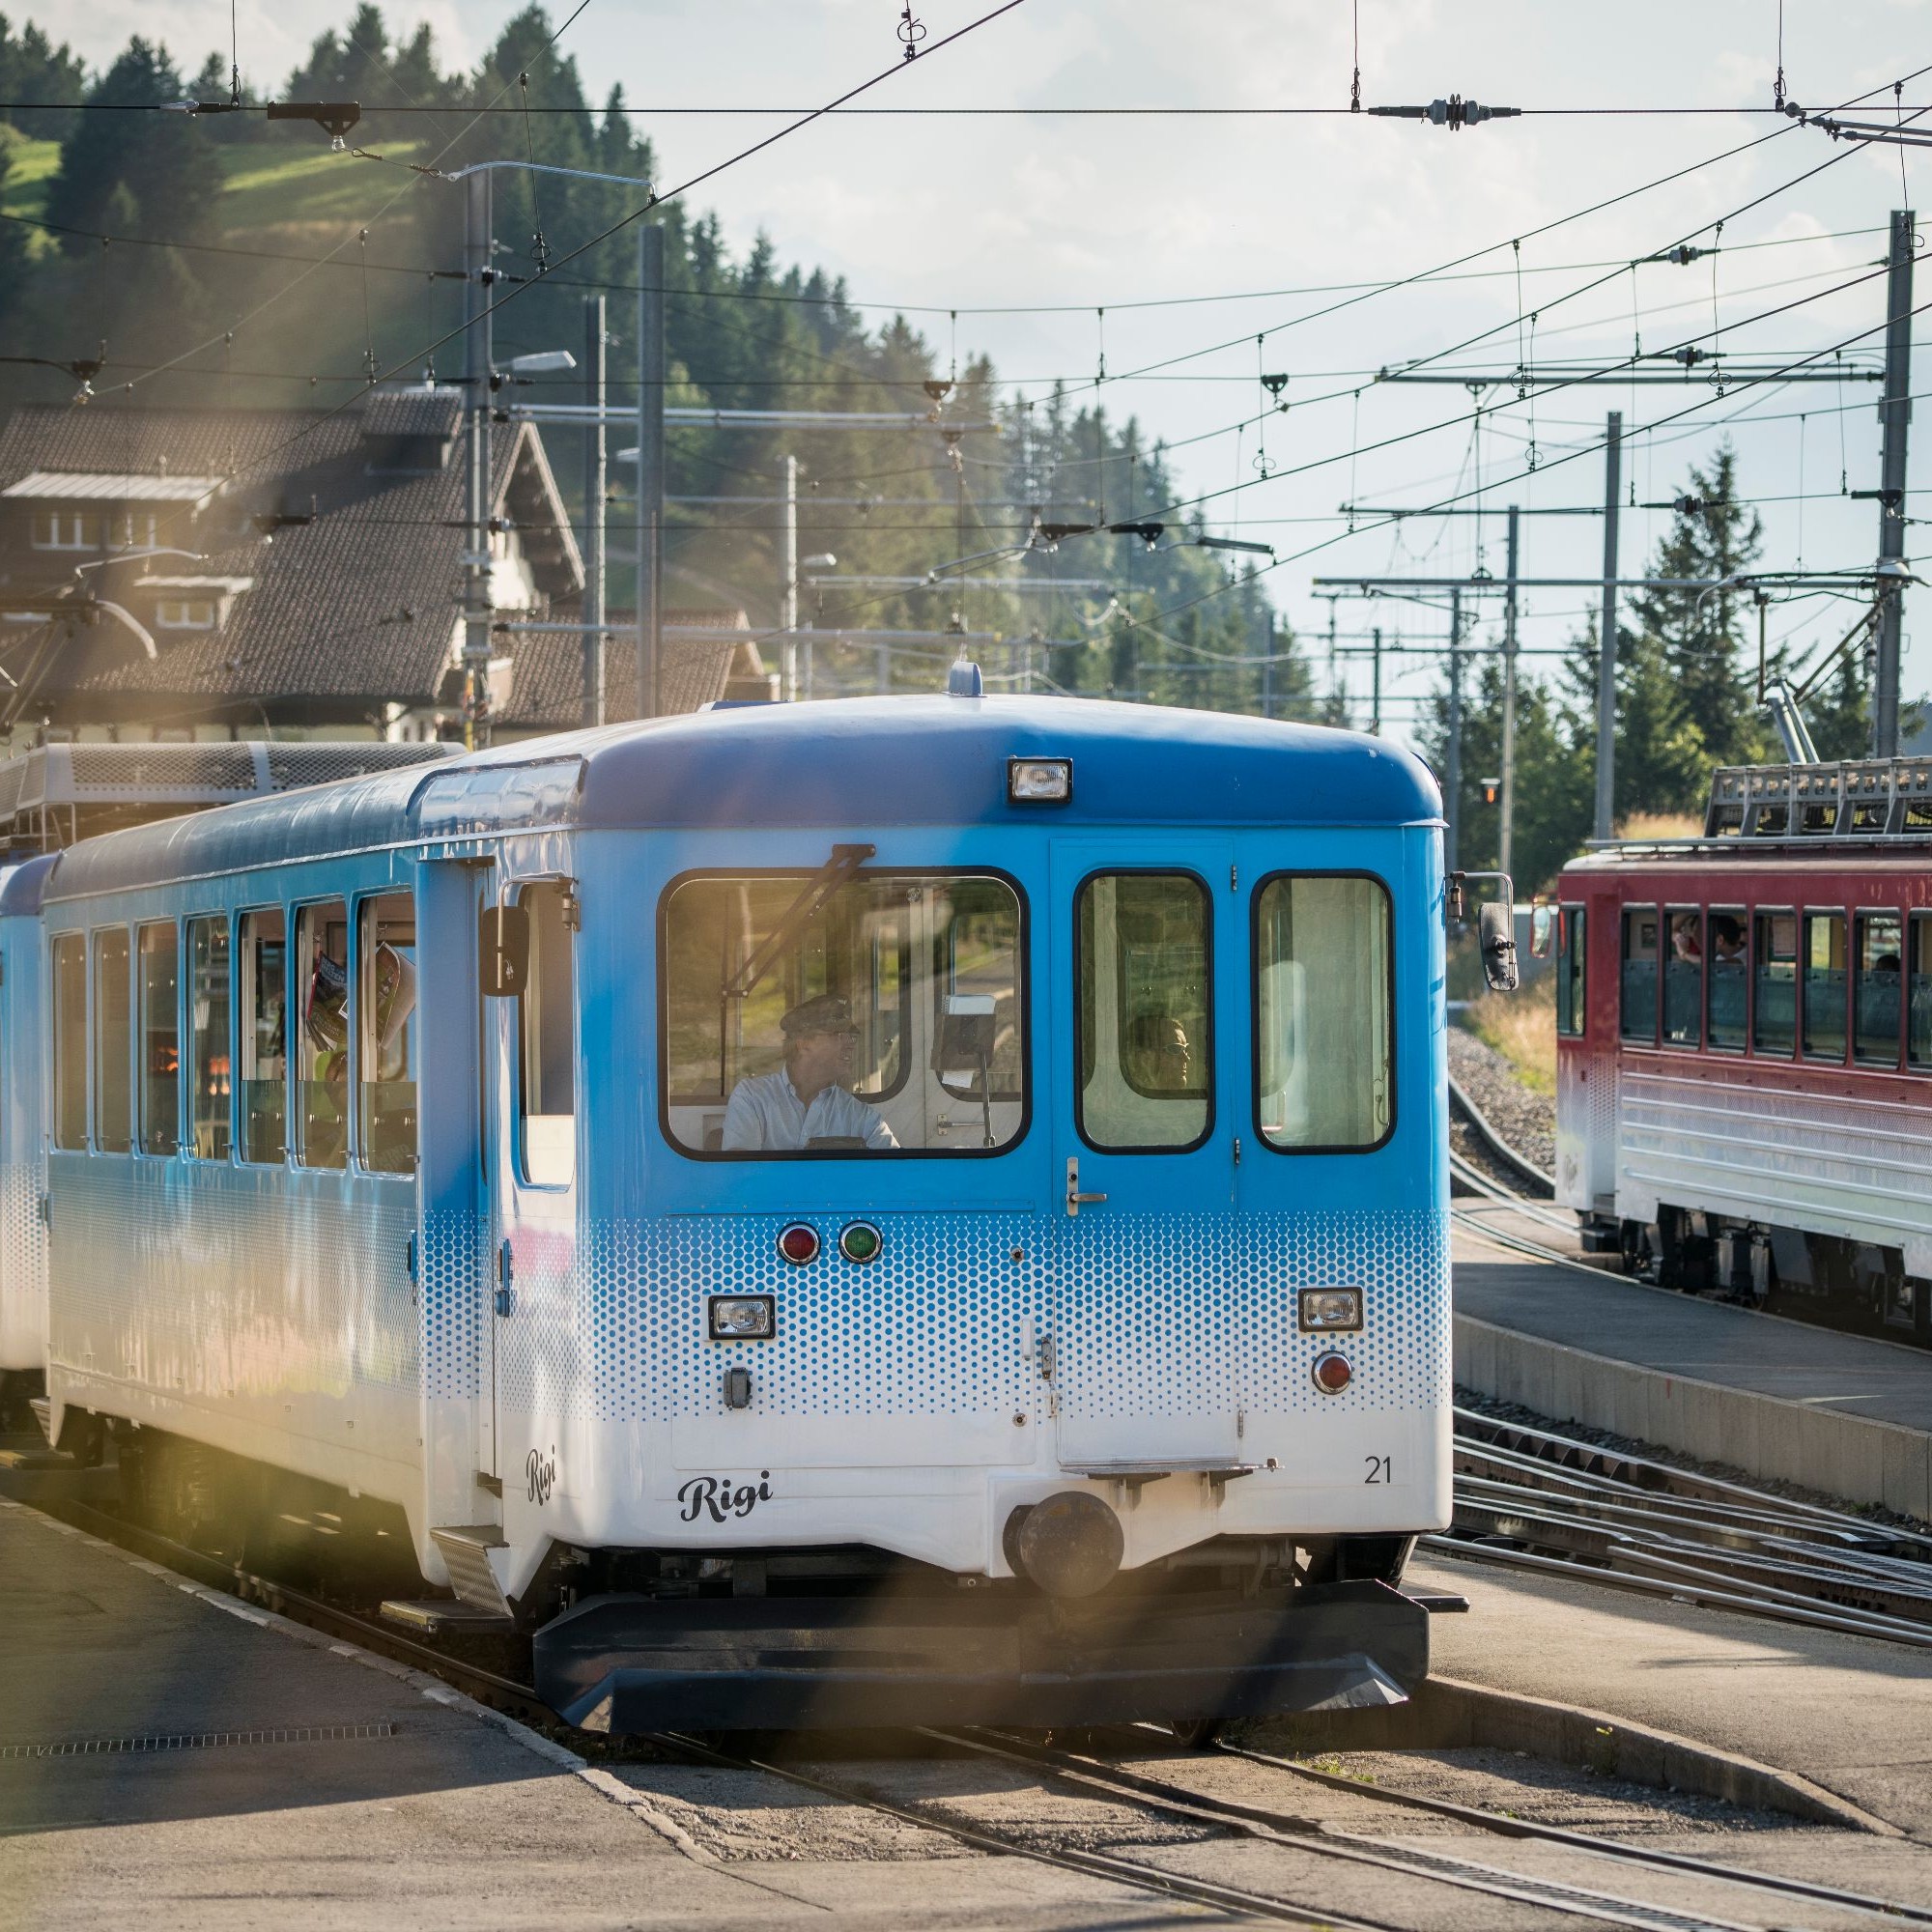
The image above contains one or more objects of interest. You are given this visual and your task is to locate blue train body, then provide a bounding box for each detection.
[10,693,1451,1730]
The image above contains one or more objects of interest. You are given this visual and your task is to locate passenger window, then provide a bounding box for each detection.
[519,882,576,1186]
[1911,912,1932,1069]
[1854,911,1904,1066]
[357,895,418,1174]
[1255,874,1390,1151]
[51,932,86,1151]
[1078,871,1209,1151]
[661,869,1024,1157]
[1752,913,1797,1055]
[1802,911,1847,1062]
[294,901,349,1170]
[137,923,180,1154]
[1555,904,1585,1038]
[186,916,231,1159]
[1619,907,1658,1043]
[239,910,288,1162]
[1662,909,1702,1047]
[94,929,131,1153]
[1706,909,1746,1052]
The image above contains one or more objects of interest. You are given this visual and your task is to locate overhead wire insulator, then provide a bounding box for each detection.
[1369,97,1520,128]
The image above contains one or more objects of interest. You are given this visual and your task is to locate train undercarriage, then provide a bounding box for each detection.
[33,1415,1435,1735]
[1583,1206,1931,1346]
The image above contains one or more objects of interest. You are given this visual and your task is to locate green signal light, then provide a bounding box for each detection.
[838,1222,882,1264]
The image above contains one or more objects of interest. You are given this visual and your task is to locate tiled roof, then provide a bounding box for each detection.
[496,612,748,728]
[0,397,581,726]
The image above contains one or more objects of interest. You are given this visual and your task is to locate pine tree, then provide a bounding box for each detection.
[1628,444,1773,771]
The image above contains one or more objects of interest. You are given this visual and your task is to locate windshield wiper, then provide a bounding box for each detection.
[723,842,875,1000]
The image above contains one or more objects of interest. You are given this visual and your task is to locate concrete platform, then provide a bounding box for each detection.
[0,1496,1184,1931]
[1453,1225,1932,1519]
[1410,1546,1932,1843]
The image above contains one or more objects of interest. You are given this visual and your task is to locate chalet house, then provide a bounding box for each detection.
[0,394,768,746]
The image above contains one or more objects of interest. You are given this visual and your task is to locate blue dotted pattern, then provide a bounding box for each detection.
[472,1207,1449,1426]
[0,1159,47,1371]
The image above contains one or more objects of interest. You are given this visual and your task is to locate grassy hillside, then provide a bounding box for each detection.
[220,141,432,232]
[1,132,436,246]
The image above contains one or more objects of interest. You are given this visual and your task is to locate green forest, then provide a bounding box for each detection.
[0,5,1900,885]
[0,5,1312,716]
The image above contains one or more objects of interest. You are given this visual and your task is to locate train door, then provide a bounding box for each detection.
[1047,839,1243,1471]
[482,877,578,1499]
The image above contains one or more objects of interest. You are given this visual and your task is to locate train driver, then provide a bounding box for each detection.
[722,993,899,1152]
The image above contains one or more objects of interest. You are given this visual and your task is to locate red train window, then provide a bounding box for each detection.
[1620,907,1659,1044]
[1854,912,1904,1067]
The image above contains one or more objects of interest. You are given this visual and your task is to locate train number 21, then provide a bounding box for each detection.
[1363,1455,1393,1485]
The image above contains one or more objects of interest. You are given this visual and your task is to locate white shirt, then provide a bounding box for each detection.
[722,1070,898,1151]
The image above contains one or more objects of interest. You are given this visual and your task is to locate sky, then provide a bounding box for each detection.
[53,0,1932,741]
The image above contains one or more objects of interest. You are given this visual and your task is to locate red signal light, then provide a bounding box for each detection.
[1311,1351,1353,1394]
[777,1223,820,1265]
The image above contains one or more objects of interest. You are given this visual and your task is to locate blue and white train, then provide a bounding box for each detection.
[4,685,1461,1732]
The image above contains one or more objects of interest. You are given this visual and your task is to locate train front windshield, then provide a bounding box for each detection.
[662,869,1025,1155]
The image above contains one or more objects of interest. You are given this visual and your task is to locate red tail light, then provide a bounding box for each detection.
[1312,1351,1352,1394]
[777,1223,820,1265]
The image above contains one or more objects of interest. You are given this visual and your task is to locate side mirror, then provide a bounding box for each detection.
[1529,903,1557,960]
[1479,900,1520,992]
[479,901,529,998]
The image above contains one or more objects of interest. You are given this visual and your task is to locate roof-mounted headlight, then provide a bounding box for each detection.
[1009,756,1071,805]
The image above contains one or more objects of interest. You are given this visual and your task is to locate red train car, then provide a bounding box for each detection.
[1548,757,1932,1343]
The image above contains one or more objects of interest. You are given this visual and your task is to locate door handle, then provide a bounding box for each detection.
[495,1238,515,1318]
[1065,1156,1107,1218]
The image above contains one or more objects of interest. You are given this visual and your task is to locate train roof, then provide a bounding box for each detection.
[40,696,1440,903]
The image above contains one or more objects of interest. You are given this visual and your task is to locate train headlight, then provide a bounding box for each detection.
[708,1294,776,1341]
[1298,1286,1363,1333]
[1008,756,1072,805]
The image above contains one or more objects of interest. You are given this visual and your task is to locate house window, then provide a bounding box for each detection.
[155,599,218,631]
[30,510,100,551]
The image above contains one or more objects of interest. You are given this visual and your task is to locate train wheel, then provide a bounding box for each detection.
[1169,1719,1222,1749]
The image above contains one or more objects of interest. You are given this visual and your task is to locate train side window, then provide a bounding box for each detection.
[1854,911,1904,1067]
[51,932,86,1151]
[1751,912,1797,1056]
[1254,873,1391,1151]
[238,909,288,1163]
[357,895,418,1174]
[1705,909,1747,1052]
[1662,909,1702,1048]
[519,881,576,1187]
[1079,871,1210,1151]
[93,928,132,1153]
[137,923,180,1155]
[186,916,231,1159]
[1909,912,1932,1069]
[1801,911,1848,1062]
[1555,904,1586,1038]
[1619,907,1659,1043]
[293,900,349,1170]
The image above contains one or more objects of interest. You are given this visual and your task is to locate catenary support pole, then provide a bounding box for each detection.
[1501,503,1520,879]
[582,294,607,728]
[635,222,665,722]
[1371,625,1382,735]
[781,454,799,701]
[462,168,494,750]
[1446,589,1463,873]
[1595,412,1622,840]
[1873,207,1915,758]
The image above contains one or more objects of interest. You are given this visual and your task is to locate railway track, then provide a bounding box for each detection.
[13,1482,1932,1932]
[1441,1152,1932,1644]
